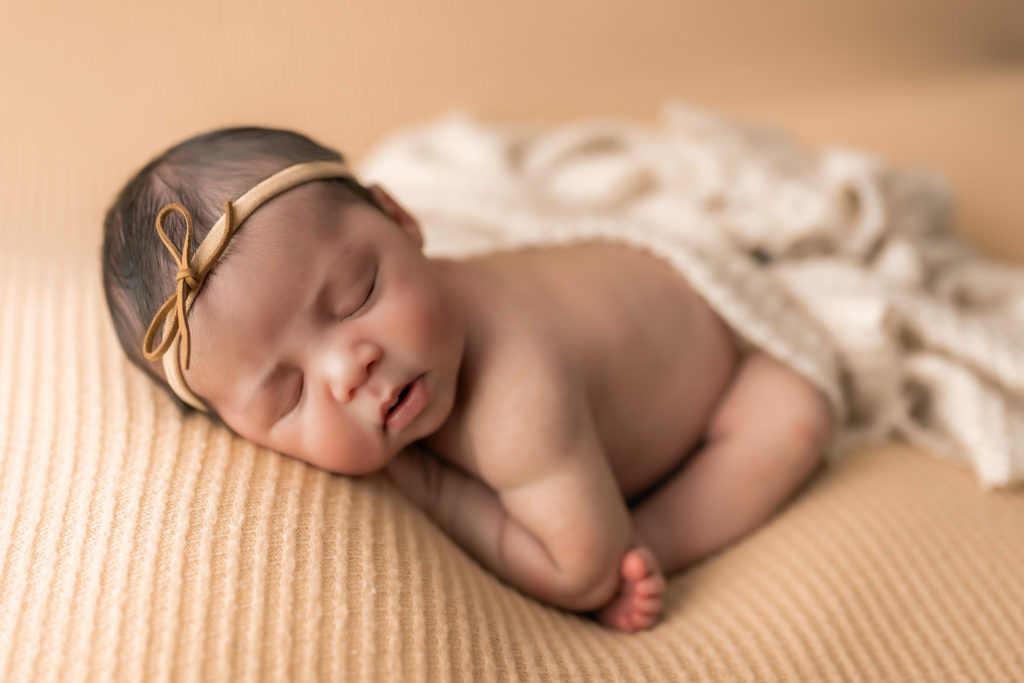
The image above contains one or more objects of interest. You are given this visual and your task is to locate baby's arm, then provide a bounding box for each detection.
[385,420,633,612]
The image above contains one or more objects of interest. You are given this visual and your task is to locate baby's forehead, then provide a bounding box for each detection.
[243,180,343,232]
[224,184,346,264]
[197,177,381,314]
[193,184,366,344]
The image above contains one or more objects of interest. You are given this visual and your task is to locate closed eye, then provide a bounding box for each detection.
[278,270,374,421]
[337,268,377,321]
[281,374,304,421]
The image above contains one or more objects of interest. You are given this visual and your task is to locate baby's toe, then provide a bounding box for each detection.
[634,594,662,612]
[621,551,649,582]
[612,609,637,633]
[597,598,635,632]
[628,610,658,631]
[634,573,666,598]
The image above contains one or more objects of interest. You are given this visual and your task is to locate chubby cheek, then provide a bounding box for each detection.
[297,414,388,476]
[391,281,460,359]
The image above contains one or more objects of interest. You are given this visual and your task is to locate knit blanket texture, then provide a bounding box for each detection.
[360,104,1024,488]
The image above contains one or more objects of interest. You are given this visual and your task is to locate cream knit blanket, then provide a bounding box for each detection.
[360,104,1024,489]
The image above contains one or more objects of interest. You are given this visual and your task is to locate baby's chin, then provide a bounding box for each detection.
[295,445,397,478]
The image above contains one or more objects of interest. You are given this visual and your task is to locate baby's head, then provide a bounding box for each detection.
[103,127,466,474]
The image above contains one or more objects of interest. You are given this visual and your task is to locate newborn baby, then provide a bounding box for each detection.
[103,127,833,632]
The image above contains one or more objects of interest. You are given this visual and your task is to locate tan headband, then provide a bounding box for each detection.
[142,159,353,411]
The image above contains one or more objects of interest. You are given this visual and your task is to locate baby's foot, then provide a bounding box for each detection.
[595,546,666,632]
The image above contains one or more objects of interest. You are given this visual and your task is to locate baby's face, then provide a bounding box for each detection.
[178,181,465,475]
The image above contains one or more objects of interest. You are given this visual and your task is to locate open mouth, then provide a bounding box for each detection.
[383,376,428,432]
[386,383,412,416]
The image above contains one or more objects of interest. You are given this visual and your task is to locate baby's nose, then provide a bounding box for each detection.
[325,341,382,403]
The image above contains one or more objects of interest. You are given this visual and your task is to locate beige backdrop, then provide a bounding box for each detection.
[2,1,1023,680]
[2,0,1022,253]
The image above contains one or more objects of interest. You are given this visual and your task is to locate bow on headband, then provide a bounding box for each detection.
[142,201,236,370]
[139,159,354,411]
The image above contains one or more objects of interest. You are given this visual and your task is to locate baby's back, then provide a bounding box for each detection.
[434,243,739,499]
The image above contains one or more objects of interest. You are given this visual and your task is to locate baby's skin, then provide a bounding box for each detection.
[172,180,833,632]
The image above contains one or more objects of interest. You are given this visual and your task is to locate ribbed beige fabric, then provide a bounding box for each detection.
[2,246,1024,680]
[3,0,1024,680]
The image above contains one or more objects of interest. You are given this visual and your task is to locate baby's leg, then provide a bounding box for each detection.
[631,352,833,575]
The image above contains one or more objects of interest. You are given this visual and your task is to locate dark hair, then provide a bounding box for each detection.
[101,126,381,412]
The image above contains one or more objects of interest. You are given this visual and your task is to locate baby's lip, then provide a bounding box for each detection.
[381,375,429,432]
[380,381,411,421]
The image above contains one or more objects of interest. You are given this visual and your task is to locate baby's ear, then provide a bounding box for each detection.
[367,184,424,249]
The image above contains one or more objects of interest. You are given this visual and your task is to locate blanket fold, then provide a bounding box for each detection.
[360,104,1024,488]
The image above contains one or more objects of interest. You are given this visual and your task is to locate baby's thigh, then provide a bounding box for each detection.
[707,351,834,454]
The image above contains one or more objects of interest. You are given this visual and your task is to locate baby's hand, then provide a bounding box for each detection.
[595,545,666,633]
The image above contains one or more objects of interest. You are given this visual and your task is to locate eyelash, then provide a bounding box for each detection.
[285,375,304,417]
[335,269,377,322]
[285,269,378,419]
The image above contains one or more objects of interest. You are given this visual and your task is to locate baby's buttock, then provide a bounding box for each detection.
[527,242,742,498]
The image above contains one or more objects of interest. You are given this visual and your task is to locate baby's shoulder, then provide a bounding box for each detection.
[457,327,593,489]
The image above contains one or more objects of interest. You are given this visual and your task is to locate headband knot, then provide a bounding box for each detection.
[176,265,199,290]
